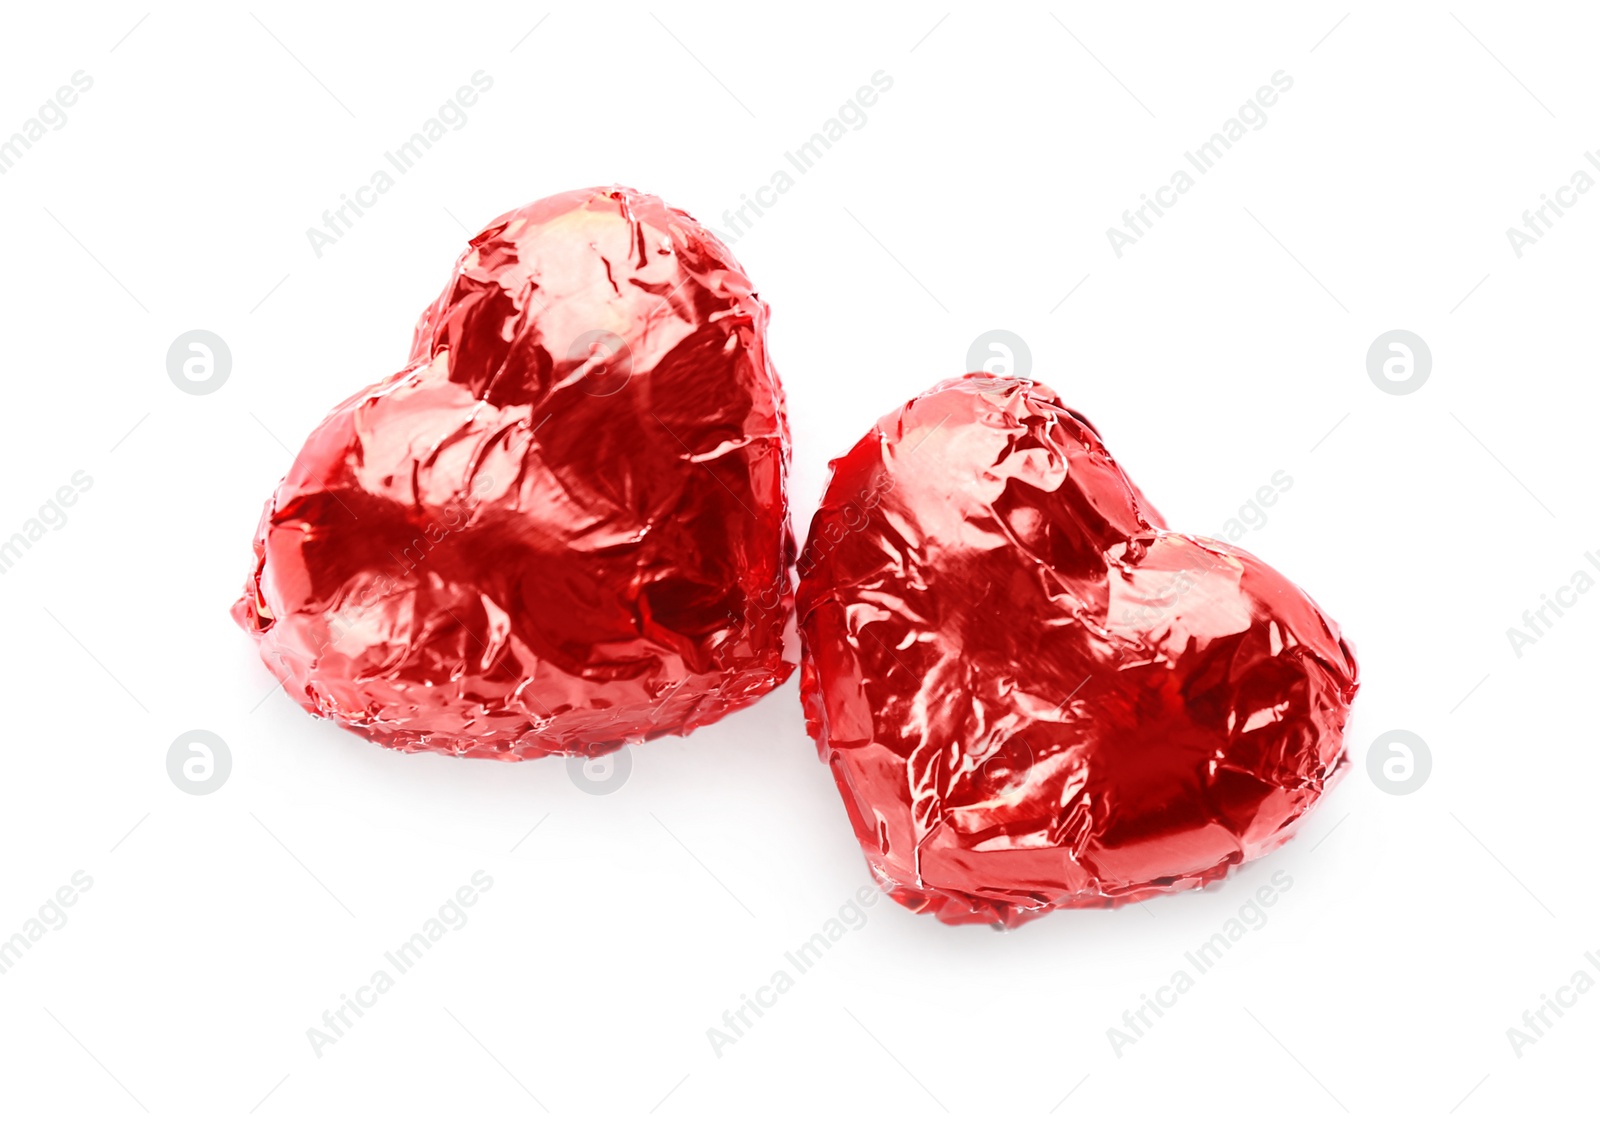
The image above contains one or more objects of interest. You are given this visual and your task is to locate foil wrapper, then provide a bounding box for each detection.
[235,187,793,758]
[796,375,1358,926]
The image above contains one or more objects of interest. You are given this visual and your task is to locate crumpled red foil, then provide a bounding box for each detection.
[796,374,1358,926]
[234,187,793,759]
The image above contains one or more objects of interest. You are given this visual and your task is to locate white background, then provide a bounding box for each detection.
[0,2,1593,1122]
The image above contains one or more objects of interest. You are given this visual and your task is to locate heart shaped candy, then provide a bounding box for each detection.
[235,187,793,758]
[796,375,1358,926]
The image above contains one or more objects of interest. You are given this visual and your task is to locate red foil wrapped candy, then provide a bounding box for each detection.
[796,375,1358,926]
[234,187,793,759]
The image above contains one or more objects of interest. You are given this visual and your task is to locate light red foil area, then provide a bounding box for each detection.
[796,375,1357,926]
[234,187,793,759]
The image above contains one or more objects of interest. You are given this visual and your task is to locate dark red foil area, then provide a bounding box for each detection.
[796,375,1357,926]
[235,187,793,759]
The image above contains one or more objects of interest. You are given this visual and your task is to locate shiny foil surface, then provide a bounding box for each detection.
[796,375,1358,926]
[234,187,793,759]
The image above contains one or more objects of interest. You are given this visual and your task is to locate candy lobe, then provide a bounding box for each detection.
[796,374,1357,926]
[235,187,793,759]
